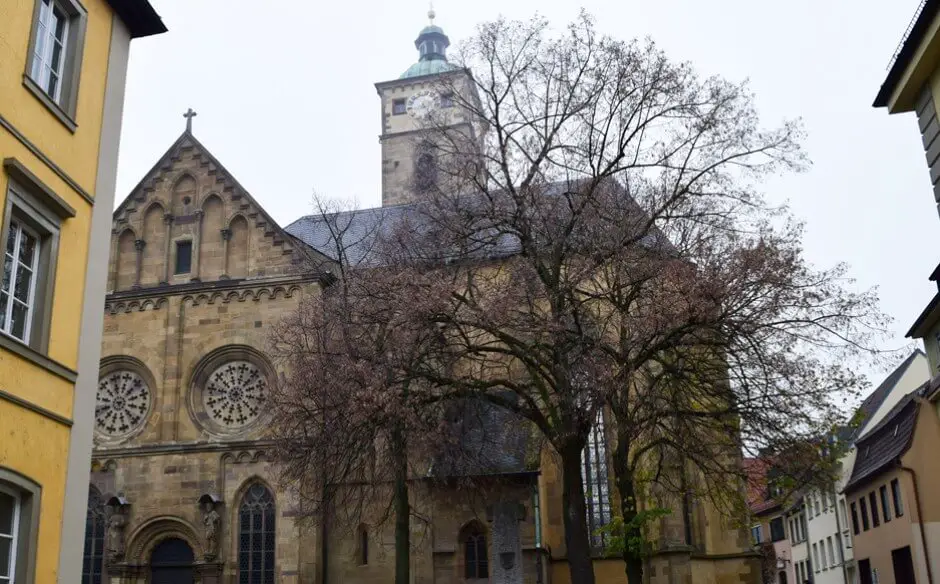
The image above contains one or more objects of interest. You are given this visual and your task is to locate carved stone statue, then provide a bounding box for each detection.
[106,512,126,564]
[202,500,221,561]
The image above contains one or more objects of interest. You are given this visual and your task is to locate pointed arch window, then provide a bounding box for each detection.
[238,483,275,584]
[81,487,106,584]
[463,526,488,579]
[414,151,437,193]
[358,525,368,565]
[582,411,611,548]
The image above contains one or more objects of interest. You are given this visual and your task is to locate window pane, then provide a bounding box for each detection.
[0,538,10,578]
[11,301,28,340]
[0,493,13,534]
[13,265,32,303]
[5,227,15,256]
[17,227,37,263]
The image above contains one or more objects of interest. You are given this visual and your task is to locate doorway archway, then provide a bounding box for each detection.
[150,537,194,584]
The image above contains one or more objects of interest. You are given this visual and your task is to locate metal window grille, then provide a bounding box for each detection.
[239,484,275,584]
[81,488,105,584]
[581,412,611,548]
[464,532,488,579]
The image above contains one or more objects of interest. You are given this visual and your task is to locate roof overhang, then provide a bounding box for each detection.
[906,291,940,337]
[106,0,167,39]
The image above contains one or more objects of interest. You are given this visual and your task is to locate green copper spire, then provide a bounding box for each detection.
[399,6,460,79]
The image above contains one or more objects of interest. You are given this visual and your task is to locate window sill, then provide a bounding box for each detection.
[22,74,78,134]
[0,332,78,382]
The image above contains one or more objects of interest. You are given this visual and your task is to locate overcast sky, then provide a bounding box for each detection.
[116,0,933,380]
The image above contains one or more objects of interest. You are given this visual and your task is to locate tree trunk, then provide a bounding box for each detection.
[613,435,644,584]
[560,445,597,584]
[392,428,410,584]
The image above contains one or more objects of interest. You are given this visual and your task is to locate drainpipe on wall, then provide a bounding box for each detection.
[900,465,934,584]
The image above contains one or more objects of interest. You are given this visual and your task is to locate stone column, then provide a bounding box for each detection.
[162,213,174,284]
[133,239,145,289]
[488,501,526,584]
[191,210,204,281]
[220,228,231,279]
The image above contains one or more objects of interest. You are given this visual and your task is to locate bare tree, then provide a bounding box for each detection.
[365,12,889,584]
[269,196,451,584]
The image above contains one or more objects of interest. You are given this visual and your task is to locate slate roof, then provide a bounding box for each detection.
[845,350,925,442]
[284,178,664,267]
[844,381,930,492]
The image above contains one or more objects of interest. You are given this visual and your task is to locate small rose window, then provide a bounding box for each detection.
[202,360,266,429]
[96,370,152,438]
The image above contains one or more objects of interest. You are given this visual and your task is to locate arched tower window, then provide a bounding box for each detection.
[238,483,275,584]
[358,525,368,565]
[81,487,106,584]
[414,148,437,193]
[461,524,488,579]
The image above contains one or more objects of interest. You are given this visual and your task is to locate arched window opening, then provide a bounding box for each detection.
[414,152,437,193]
[238,483,275,584]
[358,525,369,565]
[463,526,488,579]
[81,487,106,584]
[582,411,611,548]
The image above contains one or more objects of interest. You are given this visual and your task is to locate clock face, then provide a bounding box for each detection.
[407,90,439,119]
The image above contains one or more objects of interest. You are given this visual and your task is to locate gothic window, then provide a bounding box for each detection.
[582,411,611,548]
[414,152,437,192]
[463,527,488,579]
[81,487,105,584]
[174,241,192,274]
[358,525,368,565]
[95,370,152,439]
[238,483,275,584]
[203,361,267,430]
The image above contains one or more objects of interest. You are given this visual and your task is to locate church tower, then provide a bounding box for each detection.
[375,9,479,206]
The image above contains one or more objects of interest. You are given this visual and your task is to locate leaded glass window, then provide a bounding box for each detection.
[464,530,488,579]
[81,487,105,584]
[582,411,611,548]
[239,483,275,584]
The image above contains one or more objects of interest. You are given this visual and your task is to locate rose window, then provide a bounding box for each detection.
[96,370,151,438]
[203,361,266,429]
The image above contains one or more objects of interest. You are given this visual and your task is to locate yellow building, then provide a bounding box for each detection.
[0,1,165,583]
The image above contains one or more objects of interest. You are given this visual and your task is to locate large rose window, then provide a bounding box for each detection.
[202,361,267,429]
[96,370,151,438]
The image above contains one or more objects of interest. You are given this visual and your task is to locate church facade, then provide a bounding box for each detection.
[83,14,760,584]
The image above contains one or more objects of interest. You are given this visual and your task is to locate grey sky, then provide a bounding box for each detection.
[116,0,932,377]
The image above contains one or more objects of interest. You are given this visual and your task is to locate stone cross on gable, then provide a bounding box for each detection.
[183,108,197,132]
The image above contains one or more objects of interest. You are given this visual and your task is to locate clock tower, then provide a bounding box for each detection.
[375,9,479,206]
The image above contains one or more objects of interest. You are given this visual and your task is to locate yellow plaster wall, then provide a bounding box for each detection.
[1,1,119,583]
[0,401,71,584]
[0,0,113,194]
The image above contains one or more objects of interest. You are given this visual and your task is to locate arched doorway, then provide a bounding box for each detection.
[150,537,194,584]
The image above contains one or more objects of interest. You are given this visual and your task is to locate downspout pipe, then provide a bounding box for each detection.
[900,465,933,584]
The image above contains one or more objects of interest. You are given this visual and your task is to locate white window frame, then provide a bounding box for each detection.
[751,524,762,544]
[0,484,21,584]
[813,543,819,572]
[1,219,40,344]
[30,0,70,103]
[827,536,835,567]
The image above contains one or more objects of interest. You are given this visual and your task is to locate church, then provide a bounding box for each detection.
[82,13,760,584]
